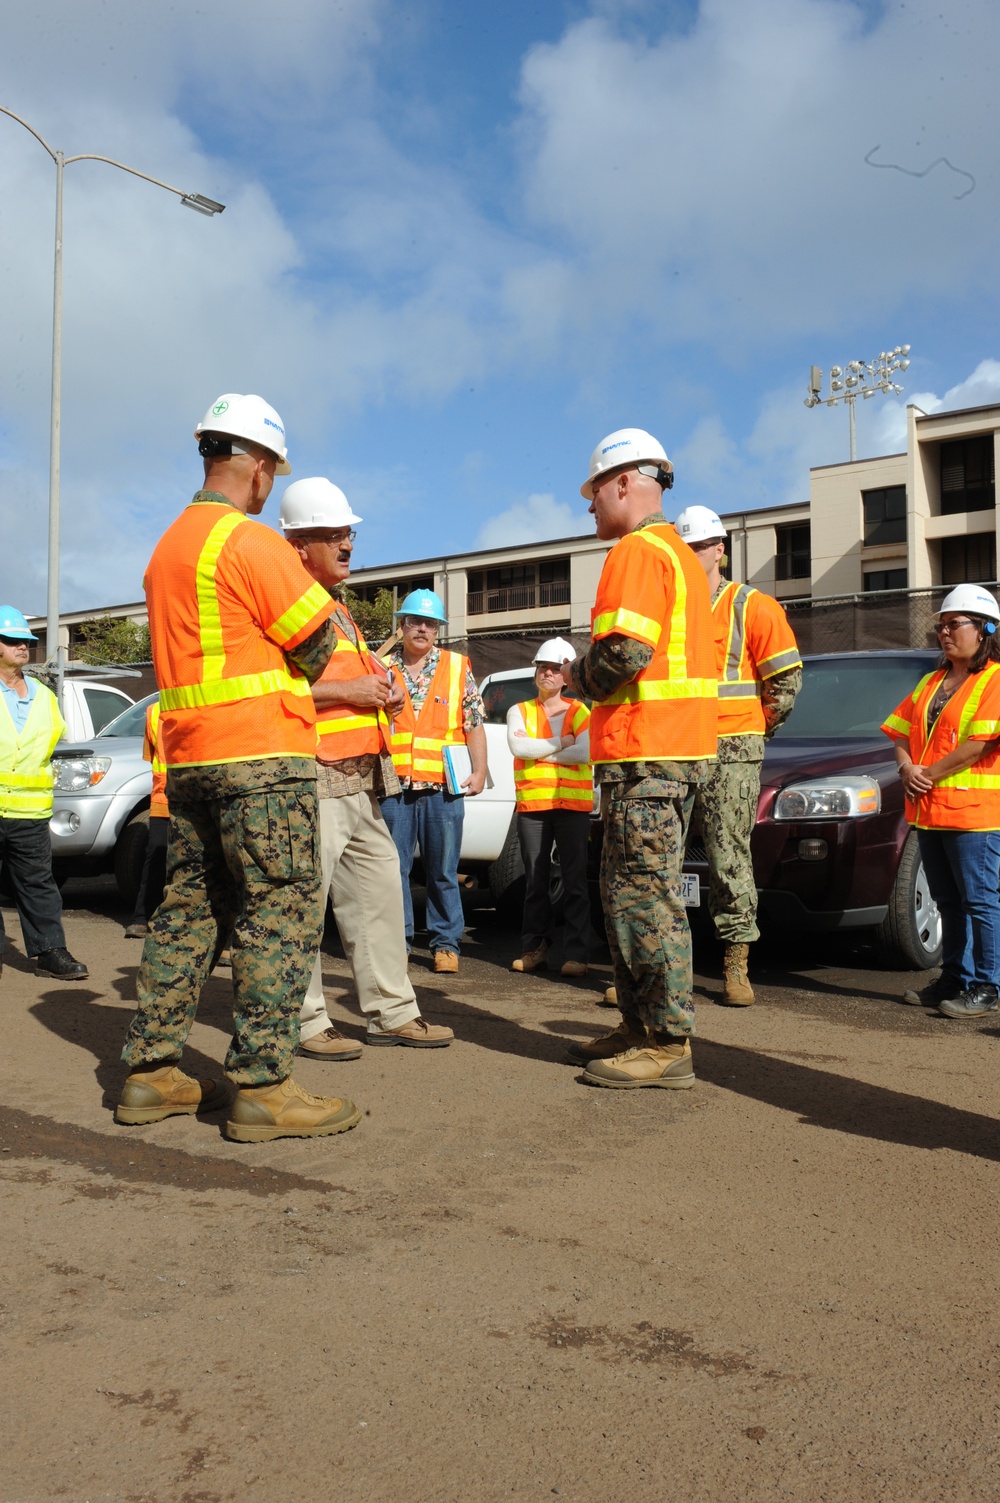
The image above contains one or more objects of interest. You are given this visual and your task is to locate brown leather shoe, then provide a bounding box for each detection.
[566,1017,648,1065]
[298,1026,362,1061]
[366,1016,454,1048]
[561,960,588,977]
[583,1039,695,1090]
[123,922,147,939]
[226,1077,361,1142]
[116,1064,228,1125]
[512,943,548,973]
[432,950,459,974]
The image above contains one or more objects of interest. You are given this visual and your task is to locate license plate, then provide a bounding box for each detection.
[680,873,700,907]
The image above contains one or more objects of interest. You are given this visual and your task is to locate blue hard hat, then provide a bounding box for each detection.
[394,588,447,625]
[0,606,38,641]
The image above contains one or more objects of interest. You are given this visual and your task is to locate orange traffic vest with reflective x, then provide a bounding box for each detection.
[513,698,593,814]
[390,650,470,785]
[0,680,66,819]
[315,606,390,764]
[144,495,335,769]
[713,582,802,737]
[144,703,168,818]
[589,522,718,764]
[881,663,1000,831]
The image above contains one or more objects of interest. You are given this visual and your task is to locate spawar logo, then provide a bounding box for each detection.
[601,439,631,456]
[263,417,284,436]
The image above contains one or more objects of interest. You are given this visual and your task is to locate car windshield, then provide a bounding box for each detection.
[773,654,938,740]
[98,691,159,739]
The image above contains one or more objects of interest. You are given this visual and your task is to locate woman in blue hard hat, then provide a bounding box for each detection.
[882,584,1000,1018]
[381,590,488,973]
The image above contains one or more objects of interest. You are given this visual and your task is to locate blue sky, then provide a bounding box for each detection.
[1,0,998,613]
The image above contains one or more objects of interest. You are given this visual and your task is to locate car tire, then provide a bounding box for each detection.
[115,810,150,907]
[875,831,943,970]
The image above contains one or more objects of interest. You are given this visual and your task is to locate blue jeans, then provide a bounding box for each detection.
[916,828,1000,989]
[380,788,466,954]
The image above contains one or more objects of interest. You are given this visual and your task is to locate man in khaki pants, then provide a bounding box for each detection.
[280,477,454,1052]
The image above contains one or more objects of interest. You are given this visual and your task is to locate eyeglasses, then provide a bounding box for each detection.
[297,529,355,545]
[402,616,439,629]
[0,635,29,647]
[935,618,977,635]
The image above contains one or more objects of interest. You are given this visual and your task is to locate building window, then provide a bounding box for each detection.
[775,523,810,581]
[941,534,997,586]
[467,557,570,616]
[863,568,908,592]
[940,436,995,515]
[863,485,906,546]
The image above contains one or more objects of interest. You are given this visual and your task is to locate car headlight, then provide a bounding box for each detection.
[53,755,112,792]
[773,775,880,820]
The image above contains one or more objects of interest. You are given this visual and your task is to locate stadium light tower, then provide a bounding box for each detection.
[804,346,911,462]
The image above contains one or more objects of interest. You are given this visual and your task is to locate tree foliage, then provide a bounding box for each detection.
[74,616,152,665]
[342,587,397,649]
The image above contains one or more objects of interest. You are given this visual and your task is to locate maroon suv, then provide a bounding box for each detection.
[684,649,942,970]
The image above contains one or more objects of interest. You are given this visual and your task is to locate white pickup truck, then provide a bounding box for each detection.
[25,671,137,742]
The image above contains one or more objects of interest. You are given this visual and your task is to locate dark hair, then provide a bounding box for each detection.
[937,614,1000,674]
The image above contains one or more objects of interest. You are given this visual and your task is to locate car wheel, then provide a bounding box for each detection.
[875,831,943,970]
[115,810,150,907]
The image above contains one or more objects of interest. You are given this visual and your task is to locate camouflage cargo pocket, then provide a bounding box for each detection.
[621,798,678,874]
[239,791,318,884]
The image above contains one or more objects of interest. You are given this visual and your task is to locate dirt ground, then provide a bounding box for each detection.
[2,881,999,1503]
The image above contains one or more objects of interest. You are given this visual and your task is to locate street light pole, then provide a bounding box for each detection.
[804,347,911,463]
[0,105,225,705]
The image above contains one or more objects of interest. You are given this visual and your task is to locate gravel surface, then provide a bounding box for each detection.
[2,881,999,1502]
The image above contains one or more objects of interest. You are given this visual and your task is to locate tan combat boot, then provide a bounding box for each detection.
[512,942,548,973]
[116,1064,228,1125]
[722,943,755,1006]
[599,985,618,1008]
[226,1077,361,1142]
[583,1038,695,1090]
[566,1016,648,1065]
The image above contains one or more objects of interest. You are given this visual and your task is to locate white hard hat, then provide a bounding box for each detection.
[279,477,363,532]
[936,584,1000,621]
[195,393,291,475]
[581,427,673,501]
[673,505,726,546]
[533,636,576,666]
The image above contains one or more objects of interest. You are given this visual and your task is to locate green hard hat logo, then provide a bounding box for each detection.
[212,400,229,416]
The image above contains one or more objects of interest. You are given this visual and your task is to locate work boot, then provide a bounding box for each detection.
[938,984,1000,1020]
[583,1039,695,1090]
[561,960,588,977]
[226,1077,361,1143]
[512,943,548,973]
[598,985,618,1008]
[116,1064,228,1125]
[901,973,960,1007]
[36,947,88,980]
[721,943,754,1006]
[123,922,147,939]
[366,1017,454,1048]
[432,950,459,974]
[566,1016,648,1065]
[298,1026,362,1061]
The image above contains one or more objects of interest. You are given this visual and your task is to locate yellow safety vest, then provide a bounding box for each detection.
[0,681,66,819]
[513,699,593,813]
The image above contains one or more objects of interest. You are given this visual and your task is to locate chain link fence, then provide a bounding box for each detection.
[781,584,993,657]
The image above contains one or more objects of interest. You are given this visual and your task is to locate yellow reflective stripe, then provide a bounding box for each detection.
[604,677,718,705]
[956,666,1000,741]
[1,770,52,788]
[938,771,1000,789]
[160,670,312,711]
[634,527,690,681]
[317,714,378,736]
[196,512,245,679]
[882,713,911,735]
[270,581,334,646]
[517,786,593,803]
[446,652,463,736]
[593,607,662,644]
[759,646,803,677]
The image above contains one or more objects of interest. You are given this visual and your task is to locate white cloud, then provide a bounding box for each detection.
[476,493,592,550]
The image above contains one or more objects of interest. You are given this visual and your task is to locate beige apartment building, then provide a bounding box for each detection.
[28,398,999,658]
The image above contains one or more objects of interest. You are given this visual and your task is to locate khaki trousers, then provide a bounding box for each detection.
[299,791,419,1040]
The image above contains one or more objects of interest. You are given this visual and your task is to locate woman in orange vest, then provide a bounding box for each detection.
[881,585,1000,1018]
[507,638,594,977]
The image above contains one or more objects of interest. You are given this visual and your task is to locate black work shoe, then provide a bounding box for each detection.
[901,973,960,1007]
[36,947,89,980]
[938,984,1000,1019]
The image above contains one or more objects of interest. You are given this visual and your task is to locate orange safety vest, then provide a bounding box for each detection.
[145,495,334,769]
[513,698,593,814]
[390,650,469,785]
[713,582,802,737]
[315,607,390,763]
[881,663,1000,831]
[144,703,169,818]
[589,522,718,764]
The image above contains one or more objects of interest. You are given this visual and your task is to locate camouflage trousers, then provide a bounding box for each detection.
[121,784,323,1086]
[692,760,761,944]
[600,777,696,1038]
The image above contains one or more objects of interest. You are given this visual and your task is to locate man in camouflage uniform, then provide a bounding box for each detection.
[563,429,718,1089]
[117,395,361,1144]
[674,506,801,1005]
